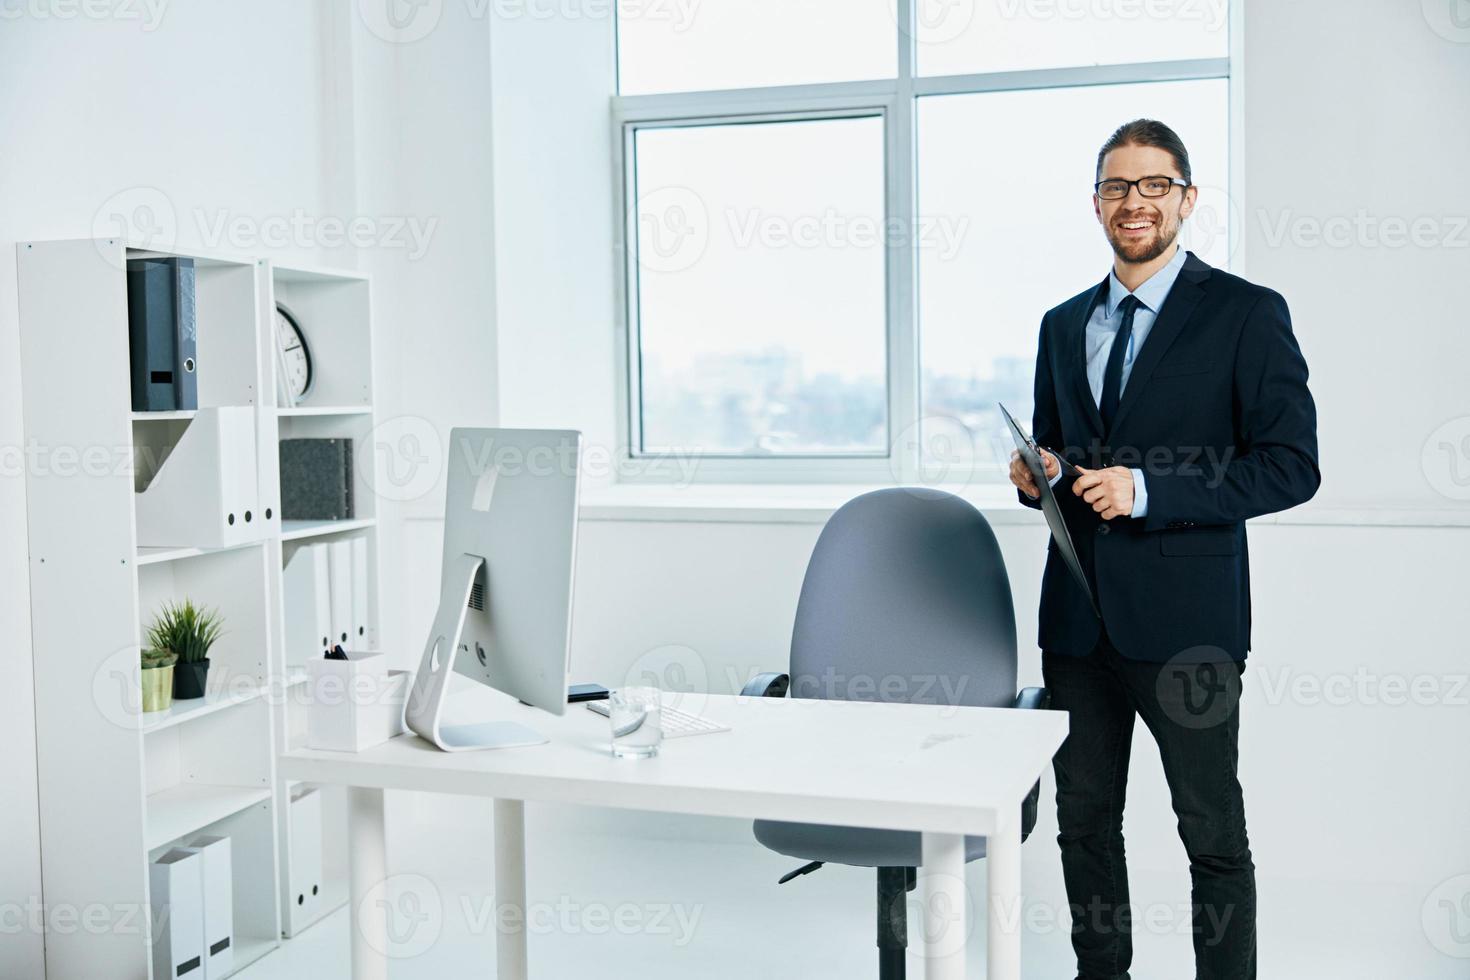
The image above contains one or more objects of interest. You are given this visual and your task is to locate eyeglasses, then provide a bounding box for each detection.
[1094,176,1190,201]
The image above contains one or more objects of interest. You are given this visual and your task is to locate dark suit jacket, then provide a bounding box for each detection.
[1021,251,1320,662]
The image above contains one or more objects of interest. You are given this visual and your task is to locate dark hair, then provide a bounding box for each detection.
[1095,119,1192,185]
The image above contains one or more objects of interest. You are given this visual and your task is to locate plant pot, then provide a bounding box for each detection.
[173,658,211,700]
[141,665,175,713]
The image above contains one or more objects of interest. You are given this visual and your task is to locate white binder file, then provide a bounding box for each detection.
[283,544,331,665]
[351,535,370,647]
[151,848,205,980]
[327,539,353,649]
[184,836,234,980]
[135,407,262,549]
[287,787,324,933]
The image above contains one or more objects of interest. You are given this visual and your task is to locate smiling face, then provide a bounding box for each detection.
[1094,142,1198,265]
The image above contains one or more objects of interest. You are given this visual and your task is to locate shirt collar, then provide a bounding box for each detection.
[1105,244,1187,318]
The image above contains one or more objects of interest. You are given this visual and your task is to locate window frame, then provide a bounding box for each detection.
[611,0,1235,485]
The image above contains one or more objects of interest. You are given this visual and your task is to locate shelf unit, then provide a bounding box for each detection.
[16,240,380,976]
[261,259,378,938]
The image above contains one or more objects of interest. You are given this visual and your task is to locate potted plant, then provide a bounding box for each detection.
[140,648,177,713]
[147,599,225,700]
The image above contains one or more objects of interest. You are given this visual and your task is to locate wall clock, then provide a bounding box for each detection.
[274,302,314,405]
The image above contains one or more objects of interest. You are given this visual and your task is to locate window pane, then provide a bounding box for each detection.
[633,117,888,455]
[617,0,896,95]
[916,79,1229,469]
[915,0,1229,76]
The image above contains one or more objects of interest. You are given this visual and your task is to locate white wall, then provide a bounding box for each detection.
[486,0,1470,975]
[0,3,496,974]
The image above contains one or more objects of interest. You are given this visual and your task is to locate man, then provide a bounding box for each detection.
[1009,119,1320,980]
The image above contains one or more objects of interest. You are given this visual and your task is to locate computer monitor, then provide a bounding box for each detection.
[406,427,581,751]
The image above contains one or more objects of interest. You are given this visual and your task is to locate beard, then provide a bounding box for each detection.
[1105,207,1181,265]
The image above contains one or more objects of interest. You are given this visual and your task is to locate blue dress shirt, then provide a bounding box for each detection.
[1049,244,1189,518]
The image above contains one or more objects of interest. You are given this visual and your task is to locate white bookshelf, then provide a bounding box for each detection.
[260,259,378,937]
[16,240,380,975]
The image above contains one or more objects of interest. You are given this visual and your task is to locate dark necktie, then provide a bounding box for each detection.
[1099,294,1139,431]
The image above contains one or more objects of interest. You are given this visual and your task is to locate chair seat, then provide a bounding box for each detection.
[753,819,988,868]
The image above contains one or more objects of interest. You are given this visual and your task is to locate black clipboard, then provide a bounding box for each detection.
[1000,403,1101,618]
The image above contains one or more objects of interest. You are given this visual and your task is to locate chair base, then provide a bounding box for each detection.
[877,866,915,980]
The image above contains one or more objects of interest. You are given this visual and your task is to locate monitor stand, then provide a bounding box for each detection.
[405,553,549,752]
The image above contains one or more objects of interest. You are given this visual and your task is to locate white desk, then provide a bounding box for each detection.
[279,688,1067,980]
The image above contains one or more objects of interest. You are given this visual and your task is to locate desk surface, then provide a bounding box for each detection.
[280,688,1068,837]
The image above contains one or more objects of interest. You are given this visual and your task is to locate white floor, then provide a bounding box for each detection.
[235,794,1442,980]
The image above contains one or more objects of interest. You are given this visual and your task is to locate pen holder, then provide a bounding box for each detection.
[305,652,409,752]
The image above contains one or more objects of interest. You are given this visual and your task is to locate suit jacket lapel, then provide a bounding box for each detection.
[1108,251,1212,437]
[1071,275,1110,437]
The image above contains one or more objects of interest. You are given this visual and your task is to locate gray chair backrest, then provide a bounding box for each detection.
[789,488,1017,710]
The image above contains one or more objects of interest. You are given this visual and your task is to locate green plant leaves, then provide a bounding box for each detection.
[145,599,225,665]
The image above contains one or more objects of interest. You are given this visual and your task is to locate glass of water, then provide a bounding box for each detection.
[609,686,663,758]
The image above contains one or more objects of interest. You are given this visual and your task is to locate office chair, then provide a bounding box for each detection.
[741,487,1048,980]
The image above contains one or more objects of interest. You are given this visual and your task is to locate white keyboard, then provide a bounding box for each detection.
[587,700,729,739]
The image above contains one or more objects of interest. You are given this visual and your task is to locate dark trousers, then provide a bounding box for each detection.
[1042,634,1256,980]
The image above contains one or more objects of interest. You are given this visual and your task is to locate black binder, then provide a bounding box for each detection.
[126,256,198,412]
[280,438,354,520]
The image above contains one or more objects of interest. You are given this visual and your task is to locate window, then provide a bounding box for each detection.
[616,1,1232,482]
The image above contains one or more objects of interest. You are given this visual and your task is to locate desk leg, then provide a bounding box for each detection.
[986,811,1021,980]
[348,786,389,980]
[495,799,529,980]
[919,832,967,980]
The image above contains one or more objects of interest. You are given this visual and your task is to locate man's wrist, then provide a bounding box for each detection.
[1129,468,1149,518]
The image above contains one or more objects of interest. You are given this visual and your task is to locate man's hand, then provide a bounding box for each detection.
[1073,465,1134,520]
[1010,448,1060,499]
